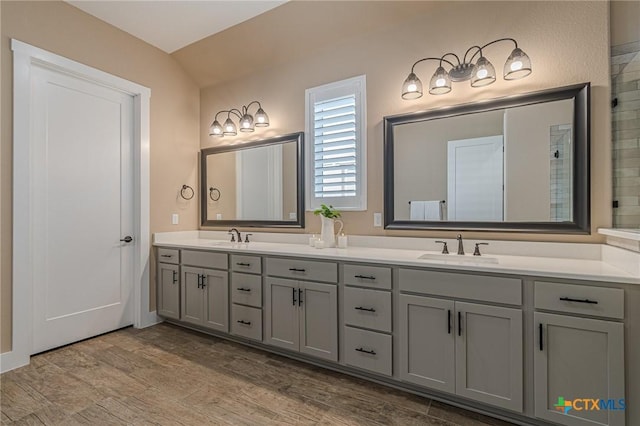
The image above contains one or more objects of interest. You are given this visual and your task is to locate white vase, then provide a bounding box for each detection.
[320,216,343,248]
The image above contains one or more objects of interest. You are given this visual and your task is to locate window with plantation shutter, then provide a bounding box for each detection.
[305,75,367,211]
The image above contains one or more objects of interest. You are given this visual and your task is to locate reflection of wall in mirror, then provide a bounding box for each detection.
[393,110,503,221]
[282,141,298,221]
[206,151,237,221]
[503,99,573,222]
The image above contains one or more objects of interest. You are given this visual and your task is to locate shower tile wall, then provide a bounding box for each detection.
[612,41,640,228]
[550,125,572,222]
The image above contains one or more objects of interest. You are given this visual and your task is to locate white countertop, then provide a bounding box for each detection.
[153,234,640,285]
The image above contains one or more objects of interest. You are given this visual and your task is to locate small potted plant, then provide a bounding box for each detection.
[314,204,343,247]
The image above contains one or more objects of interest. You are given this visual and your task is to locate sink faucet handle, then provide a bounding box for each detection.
[228,232,236,242]
[435,241,449,254]
[473,242,489,256]
[244,234,253,243]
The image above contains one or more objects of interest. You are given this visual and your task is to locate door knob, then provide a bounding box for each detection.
[120,236,133,243]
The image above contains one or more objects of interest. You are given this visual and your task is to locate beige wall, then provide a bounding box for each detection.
[206,152,237,221]
[611,0,640,46]
[198,1,611,241]
[0,1,200,353]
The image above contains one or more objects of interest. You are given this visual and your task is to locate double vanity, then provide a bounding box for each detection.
[154,231,639,426]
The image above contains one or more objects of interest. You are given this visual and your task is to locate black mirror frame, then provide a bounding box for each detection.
[383,83,590,233]
[200,131,305,228]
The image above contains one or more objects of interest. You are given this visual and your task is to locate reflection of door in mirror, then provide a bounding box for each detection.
[447,136,504,221]
[236,144,283,220]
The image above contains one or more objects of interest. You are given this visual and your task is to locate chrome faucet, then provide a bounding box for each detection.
[228,228,241,243]
[456,234,465,255]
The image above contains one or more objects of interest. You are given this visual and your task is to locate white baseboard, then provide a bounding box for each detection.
[0,350,30,373]
[138,310,163,329]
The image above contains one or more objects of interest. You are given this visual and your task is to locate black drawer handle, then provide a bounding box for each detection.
[172,270,178,284]
[447,309,451,334]
[354,275,376,280]
[355,347,376,355]
[289,268,306,272]
[160,254,173,258]
[354,306,376,313]
[236,262,251,267]
[237,320,251,325]
[458,311,462,336]
[539,323,544,351]
[559,297,598,304]
[237,287,252,292]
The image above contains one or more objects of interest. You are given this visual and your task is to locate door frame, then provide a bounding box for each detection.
[4,39,152,372]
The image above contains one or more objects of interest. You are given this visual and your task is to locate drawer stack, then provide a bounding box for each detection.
[342,264,393,377]
[230,254,263,341]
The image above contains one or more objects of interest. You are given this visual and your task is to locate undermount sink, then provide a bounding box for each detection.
[418,253,499,264]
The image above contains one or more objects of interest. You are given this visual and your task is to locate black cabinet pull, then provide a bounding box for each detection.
[160,254,172,258]
[354,306,376,312]
[458,311,462,336]
[298,288,303,306]
[354,275,376,280]
[237,320,251,325]
[539,323,544,351]
[292,287,296,306]
[559,297,598,304]
[172,270,177,284]
[201,276,207,289]
[447,309,451,334]
[197,274,202,289]
[289,268,306,272]
[236,262,251,267]
[355,347,376,355]
[237,287,251,292]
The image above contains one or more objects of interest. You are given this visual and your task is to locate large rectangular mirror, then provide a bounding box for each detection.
[384,83,590,233]
[201,132,305,228]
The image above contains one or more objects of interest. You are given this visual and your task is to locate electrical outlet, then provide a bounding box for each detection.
[216,213,223,220]
[171,214,179,225]
[289,212,297,220]
[373,212,382,227]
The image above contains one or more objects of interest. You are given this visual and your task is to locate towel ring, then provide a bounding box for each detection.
[180,185,195,200]
[209,187,221,201]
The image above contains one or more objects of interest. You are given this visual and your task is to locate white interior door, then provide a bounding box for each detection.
[31,64,134,354]
[447,136,504,221]
[236,144,283,220]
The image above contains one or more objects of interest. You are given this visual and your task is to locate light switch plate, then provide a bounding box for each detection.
[171,214,179,225]
[289,212,297,220]
[373,212,382,227]
[216,213,222,220]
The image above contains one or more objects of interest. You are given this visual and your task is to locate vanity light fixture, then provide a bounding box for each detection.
[401,38,532,100]
[209,101,270,137]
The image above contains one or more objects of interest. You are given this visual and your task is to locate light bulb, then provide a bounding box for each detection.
[213,127,221,134]
[407,83,417,92]
[436,78,446,87]
[225,124,234,132]
[476,69,488,79]
[257,116,265,123]
[510,60,523,71]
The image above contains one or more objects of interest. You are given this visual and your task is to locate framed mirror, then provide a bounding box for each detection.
[384,83,590,233]
[200,132,305,228]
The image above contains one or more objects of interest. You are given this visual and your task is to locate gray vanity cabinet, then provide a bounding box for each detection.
[265,277,338,361]
[181,266,229,332]
[157,263,180,320]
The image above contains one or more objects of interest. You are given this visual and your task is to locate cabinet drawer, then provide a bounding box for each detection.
[182,250,227,270]
[535,281,624,319]
[266,257,337,283]
[231,255,262,274]
[344,326,392,376]
[399,269,521,306]
[231,273,262,308]
[343,287,392,333]
[157,248,179,264]
[231,304,262,341]
[343,264,392,290]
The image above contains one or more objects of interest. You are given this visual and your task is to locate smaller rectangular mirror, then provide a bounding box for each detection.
[201,132,305,228]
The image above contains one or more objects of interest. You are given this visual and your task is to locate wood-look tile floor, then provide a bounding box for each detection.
[1,323,515,425]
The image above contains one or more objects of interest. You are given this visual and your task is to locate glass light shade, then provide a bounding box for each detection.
[504,47,532,80]
[254,108,269,127]
[429,66,452,95]
[223,117,237,136]
[470,56,496,87]
[239,114,254,132]
[209,120,224,137]
[401,72,423,99]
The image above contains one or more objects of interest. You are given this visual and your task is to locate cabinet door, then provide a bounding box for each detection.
[299,281,338,361]
[534,312,625,426]
[455,302,523,412]
[265,278,299,351]
[399,294,455,393]
[181,266,204,325]
[203,269,229,332]
[157,263,180,319]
